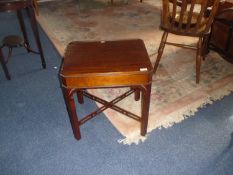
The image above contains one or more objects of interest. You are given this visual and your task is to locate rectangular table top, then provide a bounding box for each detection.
[60,39,153,88]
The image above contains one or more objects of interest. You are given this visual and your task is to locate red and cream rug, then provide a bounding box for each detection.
[37,0,233,144]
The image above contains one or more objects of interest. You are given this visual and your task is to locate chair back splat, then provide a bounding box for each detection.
[161,0,220,36]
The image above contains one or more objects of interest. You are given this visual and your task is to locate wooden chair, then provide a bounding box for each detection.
[153,0,220,83]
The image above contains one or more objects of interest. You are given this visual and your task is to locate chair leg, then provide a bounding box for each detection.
[0,48,11,80]
[196,37,203,84]
[153,31,168,74]
[202,34,209,60]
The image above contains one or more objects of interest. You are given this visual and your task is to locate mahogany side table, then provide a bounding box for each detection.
[59,39,153,140]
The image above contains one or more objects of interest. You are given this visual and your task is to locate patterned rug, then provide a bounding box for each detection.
[37,0,233,144]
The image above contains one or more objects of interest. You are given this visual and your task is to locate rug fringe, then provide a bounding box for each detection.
[118,84,233,145]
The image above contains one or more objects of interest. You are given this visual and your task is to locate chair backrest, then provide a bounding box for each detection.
[161,0,220,36]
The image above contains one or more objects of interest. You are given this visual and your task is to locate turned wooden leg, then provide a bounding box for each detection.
[202,34,210,60]
[196,37,203,84]
[153,31,168,74]
[63,88,81,140]
[140,84,151,136]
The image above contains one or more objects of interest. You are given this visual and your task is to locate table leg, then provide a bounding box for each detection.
[63,88,81,140]
[134,88,141,101]
[27,6,46,69]
[77,90,84,104]
[17,9,31,53]
[140,84,151,136]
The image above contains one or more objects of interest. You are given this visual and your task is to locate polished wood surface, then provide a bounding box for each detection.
[154,0,220,83]
[60,39,153,140]
[60,39,153,88]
